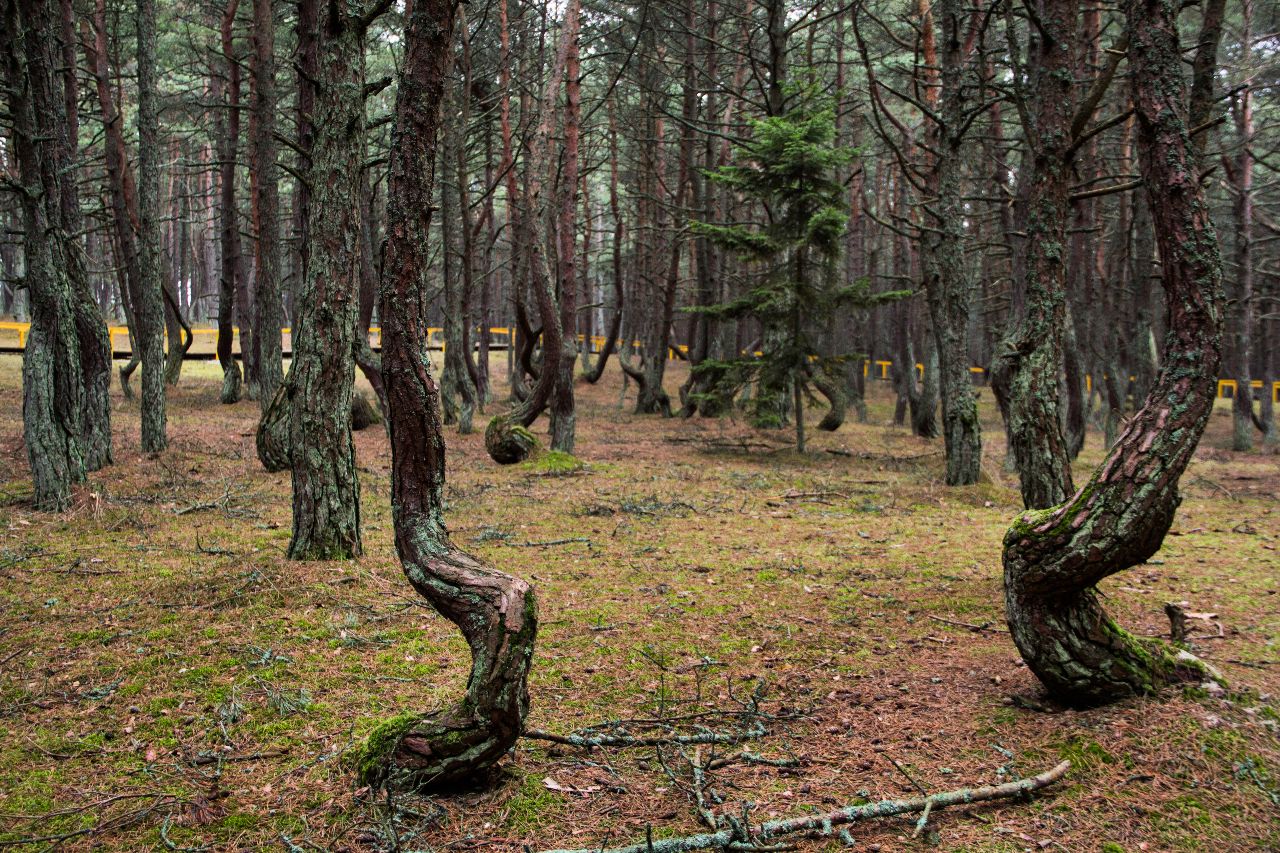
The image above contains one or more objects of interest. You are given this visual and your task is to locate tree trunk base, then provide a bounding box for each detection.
[485,415,540,464]
[221,364,243,404]
[256,382,291,472]
[1005,582,1213,706]
[351,392,382,431]
[357,702,512,791]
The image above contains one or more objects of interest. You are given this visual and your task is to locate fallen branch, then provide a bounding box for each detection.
[524,720,766,749]
[538,760,1071,853]
[504,537,594,549]
[927,615,1009,634]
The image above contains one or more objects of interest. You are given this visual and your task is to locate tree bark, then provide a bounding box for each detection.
[3,0,89,510]
[1002,0,1224,705]
[283,0,366,561]
[1226,0,1257,451]
[358,0,536,790]
[249,0,283,404]
[996,0,1077,509]
[217,0,244,403]
[918,0,981,484]
[549,0,581,454]
[135,0,168,453]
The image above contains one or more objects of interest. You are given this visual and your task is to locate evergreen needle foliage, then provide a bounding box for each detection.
[690,93,909,446]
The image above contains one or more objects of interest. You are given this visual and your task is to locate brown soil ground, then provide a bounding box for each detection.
[0,353,1277,852]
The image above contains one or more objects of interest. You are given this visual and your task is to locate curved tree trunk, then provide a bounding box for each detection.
[255,382,291,472]
[162,281,193,386]
[357,0,536,790]
[812,364,847,432]
[484,3,576,464]
[1003,0,1224,706]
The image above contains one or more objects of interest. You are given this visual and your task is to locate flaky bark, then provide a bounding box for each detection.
[996,0,1077,509]
[283,0,365,561]
[1002,0,1224,705]
[358,0,536,791]
[136,0,168,452]
[4,0,88,509]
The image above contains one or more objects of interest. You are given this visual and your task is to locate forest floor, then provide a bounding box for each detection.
[0,352,1277,853]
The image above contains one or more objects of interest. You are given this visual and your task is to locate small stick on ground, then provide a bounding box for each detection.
[928,615,1009,634]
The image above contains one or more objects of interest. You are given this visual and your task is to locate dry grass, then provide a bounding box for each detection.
[0,352,1276,852]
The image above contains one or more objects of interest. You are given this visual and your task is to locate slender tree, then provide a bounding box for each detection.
[216,0,244,403]
[249,0,283,403]
[136,0,168,452]
[356,0,536,790]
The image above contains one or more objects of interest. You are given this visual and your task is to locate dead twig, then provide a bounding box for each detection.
[538,761,1072,853]
[927,615,1009,634]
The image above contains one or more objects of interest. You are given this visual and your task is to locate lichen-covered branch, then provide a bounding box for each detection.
[540,761,1071,853]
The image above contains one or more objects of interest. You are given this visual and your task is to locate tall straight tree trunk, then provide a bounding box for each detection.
[440,101,476,434]
[1227,0,1257,451]
[217,0,244,403]
[57,0,111,472]
[996,0,1077,509]
[919,0,980,485]
[3,0,89,509]
[282,0,366,561]
[249,0,283,404]
[583,96,625,386]
[135,0,168,453]
[550,0,581,453]
[358,0,536,790]
[1003,0,1224,705]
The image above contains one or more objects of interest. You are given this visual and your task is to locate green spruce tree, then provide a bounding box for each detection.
[691,96,905,451]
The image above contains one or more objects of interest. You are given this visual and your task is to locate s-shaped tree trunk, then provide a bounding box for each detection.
[356,0,536,791]
[1002,0,1224,706]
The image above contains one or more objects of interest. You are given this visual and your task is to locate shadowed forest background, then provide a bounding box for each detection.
[1,0,1279,847]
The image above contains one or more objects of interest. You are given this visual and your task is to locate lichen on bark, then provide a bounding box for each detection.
[360,0,537,791]
[1001,0,1225,706]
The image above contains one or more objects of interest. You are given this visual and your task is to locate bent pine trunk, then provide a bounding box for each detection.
[1002,0,1224,706]
[357,0,536,791]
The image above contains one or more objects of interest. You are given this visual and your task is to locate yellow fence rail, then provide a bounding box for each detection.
[1,321,1276,402]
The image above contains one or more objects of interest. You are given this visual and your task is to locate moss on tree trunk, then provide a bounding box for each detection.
[361,0,537,790]
[283,0,365,561]
[1003,0,1225,705]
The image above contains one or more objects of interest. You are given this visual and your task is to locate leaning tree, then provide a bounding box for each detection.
[355,0,537,789]
[1002,0,1225,705]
